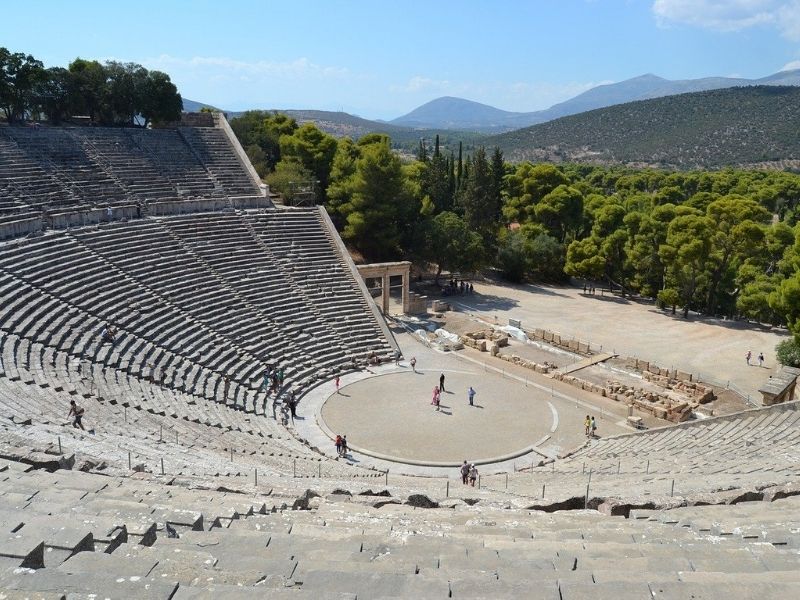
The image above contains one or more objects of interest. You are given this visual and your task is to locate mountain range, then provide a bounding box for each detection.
[184,69,800,138]
[389,69,800,132]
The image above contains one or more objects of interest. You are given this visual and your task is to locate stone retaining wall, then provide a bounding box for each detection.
[527,328,592,355]
[0,215,43,239]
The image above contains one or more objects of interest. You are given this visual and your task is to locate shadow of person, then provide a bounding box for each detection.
[337,392,351,397]
[472,404,484,409]
[439,409,452,415]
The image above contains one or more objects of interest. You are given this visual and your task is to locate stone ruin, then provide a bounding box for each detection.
[460,329,510,355]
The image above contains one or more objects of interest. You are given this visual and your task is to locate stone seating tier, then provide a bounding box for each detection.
[0,458,799,598]
[0,125,261,214]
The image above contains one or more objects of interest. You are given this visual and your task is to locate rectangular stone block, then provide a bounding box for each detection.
[578,342,589,353]
[534,328,545,339]
[544,331,553,342]
[553,334,561,345]
[676,371,692,381]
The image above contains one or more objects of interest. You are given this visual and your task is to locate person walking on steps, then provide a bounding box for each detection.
[340,435,348,457]
[468,386,476,406]
[68,400,85,431]
[335,435,342,457]
[439,373,446,393]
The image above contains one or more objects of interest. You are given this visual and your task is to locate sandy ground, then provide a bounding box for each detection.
[445,280,787,402]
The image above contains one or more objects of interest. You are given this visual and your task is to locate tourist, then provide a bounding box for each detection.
[591,416,597,438]
[270,372,279,395]
[468,386,476,406]
[341,435,348,457]
[460,460,470,484]
[223,376,230,403]
[469,464,478,487]
[261,367,270,396]
[439,373,446,393]
[758,352,765,367]
[288,390,297,419]
[68,400,85,431]
[584,415,591,437]
[277,367,284,387]
[431,385,440,410]
[410,357,417,373]
[335,374,340,394]
[746,350,752,365]
[394,348,401,365]
[335,434,342,456]
[469,283,474,294]
[101,323,115,344]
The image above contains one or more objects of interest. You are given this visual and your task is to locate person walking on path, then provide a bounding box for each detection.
[591,416,597,438]
[460,460,469,485]
[468,386,476,406]
[335,435,342,457]
[439,373,446,393]
[68,400,85,431]
[410,357,417,373]
[335,375,341,394]
[340,435,348,457]
[394,349,401,366]
[758,352,765,367]
[746,350,752,366]
[584,415,591,437]
[469,464,478,487]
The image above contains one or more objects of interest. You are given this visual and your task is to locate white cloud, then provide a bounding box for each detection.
[132,54,350,80]
[652,0,800,39]
[781,59,800,70]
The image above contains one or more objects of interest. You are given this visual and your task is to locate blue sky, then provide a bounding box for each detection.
[3,0,799,119]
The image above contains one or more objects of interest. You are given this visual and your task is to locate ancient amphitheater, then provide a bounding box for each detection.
[0,113,799,599]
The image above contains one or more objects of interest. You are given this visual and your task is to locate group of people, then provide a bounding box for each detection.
[745,350,765,367]
[460,460,478,486]
[334,434,348,457]
[584,414,598,438]
[442,279,474,297]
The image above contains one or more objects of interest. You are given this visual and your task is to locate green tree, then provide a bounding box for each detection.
[140,70,182,127]
[0,48,45,123]
[279,122,337,202]
[659,214,714,317]
[328,136,413,260]
[458,147,499,247]
[534,184,583,242]
[704,195,769,314]
[426,211,484,282]
[67,58,107,123]
[229,111,298,174]
[33,66,71,124]
[265,160,313,204]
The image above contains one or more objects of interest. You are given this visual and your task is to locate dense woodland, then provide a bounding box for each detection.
[232,112,800,365]
[0,47,182,127]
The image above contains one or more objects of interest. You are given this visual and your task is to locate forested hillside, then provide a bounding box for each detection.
[489,86,800,169]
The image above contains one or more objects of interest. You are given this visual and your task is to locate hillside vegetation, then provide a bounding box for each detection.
[488,86,800,169]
